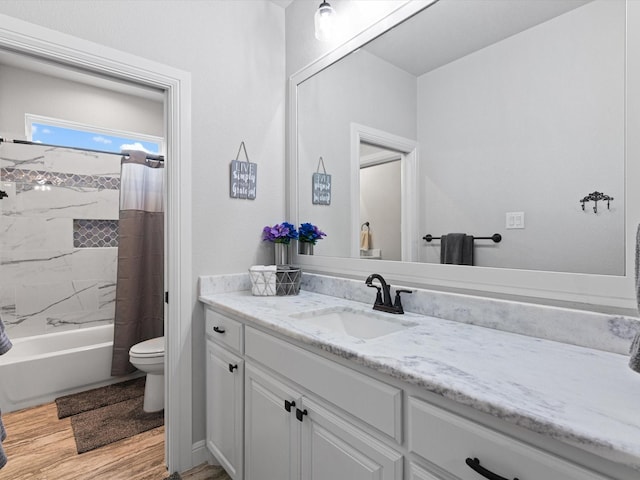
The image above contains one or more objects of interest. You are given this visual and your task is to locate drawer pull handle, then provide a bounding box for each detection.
[465,458,519,480]
[295,408,308,422]
[228,363,238,373]
[213,326,226,334]
[284,400,296,412]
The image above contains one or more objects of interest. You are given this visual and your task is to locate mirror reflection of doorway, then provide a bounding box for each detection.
[359,143,402,261]
[350,123,418,262]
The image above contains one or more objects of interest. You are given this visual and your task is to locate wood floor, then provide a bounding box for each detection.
[1,402,229,480]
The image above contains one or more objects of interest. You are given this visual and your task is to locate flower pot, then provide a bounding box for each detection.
[299,242,314,255]
[274,242,289,265]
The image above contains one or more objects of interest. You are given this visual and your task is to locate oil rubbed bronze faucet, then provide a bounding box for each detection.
[365,273,412,314]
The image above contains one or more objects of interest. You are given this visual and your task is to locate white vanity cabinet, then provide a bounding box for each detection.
[245,363,300,480]
[408,462,446,480]
[244,325,403,480]
[299,395,403,480]
[203,304,629,480]
[205,309,244,480]
[407,396,611,480]
[245,362,403,480]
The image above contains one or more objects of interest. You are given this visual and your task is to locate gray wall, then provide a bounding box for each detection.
[417,0,625,274]
[0,0,285,445]
[0,64,163,139]
[297,49,416,257]
[289,0,626,276]
[360,160,401,261]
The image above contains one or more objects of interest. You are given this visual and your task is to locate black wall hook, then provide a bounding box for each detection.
[580,191,613,213]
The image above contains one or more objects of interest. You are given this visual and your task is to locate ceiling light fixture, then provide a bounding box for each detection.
[314,1,337,42]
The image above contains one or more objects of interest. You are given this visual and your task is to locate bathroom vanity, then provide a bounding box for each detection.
[199,274,640,480]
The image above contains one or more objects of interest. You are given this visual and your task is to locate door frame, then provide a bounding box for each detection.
[0,14,194,473]
[350,123,418,262]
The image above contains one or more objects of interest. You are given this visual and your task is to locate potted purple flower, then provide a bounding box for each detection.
[262,222,298,264]
[298,222,326,255]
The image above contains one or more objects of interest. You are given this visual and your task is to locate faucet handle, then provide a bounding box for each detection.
[367,284,383,305]
[393,289,413,313]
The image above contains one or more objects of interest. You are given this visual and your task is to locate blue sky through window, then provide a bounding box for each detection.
[31,123,161,154]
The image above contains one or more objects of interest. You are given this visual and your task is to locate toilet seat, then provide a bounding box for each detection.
[130,336,164,358]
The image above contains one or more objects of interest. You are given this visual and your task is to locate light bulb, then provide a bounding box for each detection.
[314,1,336,42]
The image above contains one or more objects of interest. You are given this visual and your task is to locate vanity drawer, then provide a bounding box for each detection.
[205,308,243,354]
[408,397,609,480]
[245,326,402,443]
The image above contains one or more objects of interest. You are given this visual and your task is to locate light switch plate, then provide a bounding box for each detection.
[506,212,524,229]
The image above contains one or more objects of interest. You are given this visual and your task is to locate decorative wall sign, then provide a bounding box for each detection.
[230,141,257,200]
[312,156,331,205]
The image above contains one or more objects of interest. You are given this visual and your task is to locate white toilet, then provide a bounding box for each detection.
[129,336,165,412]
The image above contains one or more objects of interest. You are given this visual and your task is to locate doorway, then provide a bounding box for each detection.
[0,15,192,473]
[359,143,402,261]
[350,123,418,262]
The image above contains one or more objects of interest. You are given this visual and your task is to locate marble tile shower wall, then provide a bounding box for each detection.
[0,143,121,338]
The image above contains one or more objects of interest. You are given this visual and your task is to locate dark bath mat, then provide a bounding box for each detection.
[55,376,146,419]
[70,394,163,454]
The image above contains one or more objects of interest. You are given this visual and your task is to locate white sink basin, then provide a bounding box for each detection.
[290,307,417,340]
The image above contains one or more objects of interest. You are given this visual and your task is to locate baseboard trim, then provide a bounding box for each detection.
[191,440,216,468]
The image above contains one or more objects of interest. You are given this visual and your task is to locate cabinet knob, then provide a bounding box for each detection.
[465,457,519,480]
[284,400,296,412]
[295,408,308,422]
[228,363,238,373]
[213,326,226,334]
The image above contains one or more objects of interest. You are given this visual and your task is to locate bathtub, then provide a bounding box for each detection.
[0,324,132,413]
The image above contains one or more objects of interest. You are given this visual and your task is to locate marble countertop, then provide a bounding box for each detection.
[199,289,640,472]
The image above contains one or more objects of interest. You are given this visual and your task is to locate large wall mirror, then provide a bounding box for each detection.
[290,0,640,310]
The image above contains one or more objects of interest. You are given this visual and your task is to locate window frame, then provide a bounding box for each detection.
[25,113,165,155]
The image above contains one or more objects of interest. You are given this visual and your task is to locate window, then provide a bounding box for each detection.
[25,114,164,155]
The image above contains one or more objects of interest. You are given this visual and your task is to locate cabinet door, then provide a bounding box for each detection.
[300,396,403,480]
[206,340,243,480]
[408,462,446,480]
[245,363,301,480]
[408,396,611,480]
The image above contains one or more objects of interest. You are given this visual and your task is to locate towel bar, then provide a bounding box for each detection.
[423,233,502,243]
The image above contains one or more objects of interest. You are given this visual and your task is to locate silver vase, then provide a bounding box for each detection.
[274,242,289,265]
[299,242,314,255]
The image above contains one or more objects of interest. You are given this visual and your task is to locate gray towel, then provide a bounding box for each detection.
[440,233,474,266]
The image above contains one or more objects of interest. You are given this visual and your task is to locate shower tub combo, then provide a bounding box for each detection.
[0,324,132,413]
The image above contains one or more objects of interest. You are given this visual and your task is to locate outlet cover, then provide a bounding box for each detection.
[506,212,525,229]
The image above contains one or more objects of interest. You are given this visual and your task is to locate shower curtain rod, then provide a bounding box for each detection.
[0,138,164,162]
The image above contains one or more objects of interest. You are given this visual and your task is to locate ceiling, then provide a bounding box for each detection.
[363,0,591,77]
[1,0,588,100]
[270,0,293,8]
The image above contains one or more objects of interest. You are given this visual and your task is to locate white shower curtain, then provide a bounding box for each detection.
[111,151,164,376]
